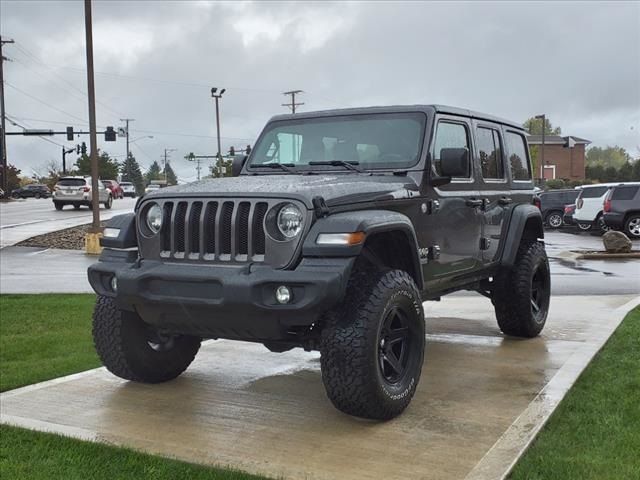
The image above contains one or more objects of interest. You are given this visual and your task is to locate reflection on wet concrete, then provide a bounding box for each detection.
[1,294,637,480]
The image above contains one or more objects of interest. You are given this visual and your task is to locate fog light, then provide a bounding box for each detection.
[110,276,117,292]
[275,285,291,304]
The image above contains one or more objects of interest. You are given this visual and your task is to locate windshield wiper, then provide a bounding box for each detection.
[253,163,297,173]
[308,160,364,173]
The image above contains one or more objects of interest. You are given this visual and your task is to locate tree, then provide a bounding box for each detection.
[586,164,605,182]
[585,146,631,169]
[618,161,633,182]
[602,166,618,183]
[633,160,640,181]
[145,161,162,185]
[121,153,145,195]
[523,117,562,135]
[5,164,22,193]
[163,162,178,185]
[208,157,233,178]
[75,149,120,179]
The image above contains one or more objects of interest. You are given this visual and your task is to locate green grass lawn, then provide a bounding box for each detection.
[0,295,638,479]
[510,306,640,479]
[0,294,263,480]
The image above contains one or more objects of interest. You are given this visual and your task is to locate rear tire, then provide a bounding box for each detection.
[545,211,563,229]
[625,214,640,239]
[492,241,550,338]
[54,202,64,210]
[320,268,425,420]
[73,204,81,210]
[92,295,201,383]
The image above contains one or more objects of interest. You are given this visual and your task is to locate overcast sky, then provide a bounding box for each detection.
[2,0,639,182]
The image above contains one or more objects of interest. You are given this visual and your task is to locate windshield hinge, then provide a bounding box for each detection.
[312,196,330,218]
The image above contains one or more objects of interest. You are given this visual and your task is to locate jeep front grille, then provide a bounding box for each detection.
[158,199,269,262]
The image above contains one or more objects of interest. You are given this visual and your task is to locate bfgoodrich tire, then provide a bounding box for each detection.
[492,241,550,338]
[92,295,201,383]
[320,268,425,420]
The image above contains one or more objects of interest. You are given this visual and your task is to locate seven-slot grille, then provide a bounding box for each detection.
[157,199,269,262]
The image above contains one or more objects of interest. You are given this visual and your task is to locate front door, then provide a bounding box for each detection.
[419,116,483,291]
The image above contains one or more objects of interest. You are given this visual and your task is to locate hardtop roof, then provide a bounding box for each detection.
[267,104,525,130]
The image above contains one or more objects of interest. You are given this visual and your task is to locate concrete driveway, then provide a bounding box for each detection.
[1,294,638,480]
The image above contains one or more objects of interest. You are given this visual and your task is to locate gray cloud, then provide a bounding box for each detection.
[2,0,639,181]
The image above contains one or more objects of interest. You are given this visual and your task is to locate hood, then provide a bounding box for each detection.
[145,174,418,208]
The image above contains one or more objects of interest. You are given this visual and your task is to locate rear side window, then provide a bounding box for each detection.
[57,178,86,187]
[611,186,639,200]
[433,121,471,178]
[579,186,608,198]
[505,132,531,181]
[476,127,504,179]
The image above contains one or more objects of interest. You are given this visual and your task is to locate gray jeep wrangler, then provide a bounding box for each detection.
[88,105,550,420]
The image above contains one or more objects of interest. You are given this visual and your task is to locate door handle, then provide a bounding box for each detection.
[498,196,513,205]
[466,198,483,208]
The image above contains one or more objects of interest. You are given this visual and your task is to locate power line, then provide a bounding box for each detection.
[5,113,66,147]
[5,80,88,123]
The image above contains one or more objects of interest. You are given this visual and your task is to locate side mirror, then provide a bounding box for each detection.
[232,154,248,177]
[439,147,470,178]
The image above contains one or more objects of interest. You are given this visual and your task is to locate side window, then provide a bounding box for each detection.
[505,131,531,181]
[611,186,639,200]
[433,121,471,178]
[476,127,504,180]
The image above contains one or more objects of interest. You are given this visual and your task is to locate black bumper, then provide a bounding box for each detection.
[603,212,624,229]
[88,255,354,340]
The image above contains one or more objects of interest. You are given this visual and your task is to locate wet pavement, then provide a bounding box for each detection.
[0,197,136,247]
[1,294,637,480]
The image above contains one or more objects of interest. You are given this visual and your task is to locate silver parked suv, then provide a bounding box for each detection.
[53,176,113,210]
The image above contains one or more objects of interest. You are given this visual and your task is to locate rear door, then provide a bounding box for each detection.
[472,120,509,263]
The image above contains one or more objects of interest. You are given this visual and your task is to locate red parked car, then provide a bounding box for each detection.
[102,180,123,199]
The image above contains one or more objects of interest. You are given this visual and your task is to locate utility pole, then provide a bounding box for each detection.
[84,0,100,240]
[163,148,177,183]
[1,36,15,194]
[282,90,304,114]
[120,118,134,160]
[535,114,546,181]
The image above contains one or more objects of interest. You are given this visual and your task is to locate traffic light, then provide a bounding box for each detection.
[104,126,116,142]
[66,126,74,141]
[76,144,80,154]
[81,142,87,155]
[245,144,252,154]
[229,146,235,156]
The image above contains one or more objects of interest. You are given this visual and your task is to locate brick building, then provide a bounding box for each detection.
[527,135,591,180]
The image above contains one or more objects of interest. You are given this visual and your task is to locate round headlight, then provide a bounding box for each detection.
[146,203,163,234]
[277,203,303,238]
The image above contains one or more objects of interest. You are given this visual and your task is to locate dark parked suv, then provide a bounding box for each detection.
[89,105,550,420]
[537,189,579,229]
[11,184,51,199]
[603,183,640,238]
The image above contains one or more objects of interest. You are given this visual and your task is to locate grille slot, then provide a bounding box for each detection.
[153,198,295,264]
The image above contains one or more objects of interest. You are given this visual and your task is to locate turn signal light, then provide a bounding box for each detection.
[316,232,366,245]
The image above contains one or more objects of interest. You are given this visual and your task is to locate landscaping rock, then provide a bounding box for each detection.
[602,231,632,254]
[16,223,103,251]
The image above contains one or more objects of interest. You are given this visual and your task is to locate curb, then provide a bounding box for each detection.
[556,250,640,260]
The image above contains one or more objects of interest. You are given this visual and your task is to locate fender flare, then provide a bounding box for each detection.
[100,213,137,249]
[302,209,424,289]
[499,204,544,267]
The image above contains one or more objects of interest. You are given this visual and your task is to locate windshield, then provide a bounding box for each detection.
[248,113,426,171]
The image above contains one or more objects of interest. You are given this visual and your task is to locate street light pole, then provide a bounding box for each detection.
[211,87,225,177]
[535,114,546,181]
[1,36,15,194]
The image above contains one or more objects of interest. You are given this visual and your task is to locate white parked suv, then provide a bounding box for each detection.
[573,182,628,232]
[53,176,113,211]
[120,181,136,198]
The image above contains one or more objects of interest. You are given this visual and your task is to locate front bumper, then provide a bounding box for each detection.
[88,254,354,340]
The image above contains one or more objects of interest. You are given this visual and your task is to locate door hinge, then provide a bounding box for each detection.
[427,199,440,214]
[428,245,441,260]
[480,237,491,250]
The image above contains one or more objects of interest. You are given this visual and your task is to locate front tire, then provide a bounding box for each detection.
[92,295,201,383]
[492,241,550,337]
[54,202,64,210]
[320,268,425,420]
[104,195,113,209]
